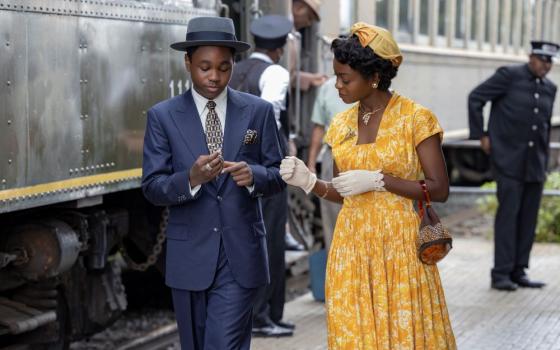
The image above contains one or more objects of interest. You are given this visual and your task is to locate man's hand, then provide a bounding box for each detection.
[189,152,224,187]
[223,161,254,187]
[480,136,491,155]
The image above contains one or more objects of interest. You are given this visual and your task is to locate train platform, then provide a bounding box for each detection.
[252,236,560,350]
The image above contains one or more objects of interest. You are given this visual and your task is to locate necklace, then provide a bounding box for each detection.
[359,104,383,125]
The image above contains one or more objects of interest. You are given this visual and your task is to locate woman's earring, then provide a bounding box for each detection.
[372,82,378,89]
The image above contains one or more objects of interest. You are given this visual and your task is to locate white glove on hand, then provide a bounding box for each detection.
[279,156,317,194]
[332,169,384,197]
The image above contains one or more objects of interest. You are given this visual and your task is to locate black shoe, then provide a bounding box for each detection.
[274,320,295,330]
[491,279,518,291]
[285,232,305,251]
[252,324,293,337]
[512,275,546,288]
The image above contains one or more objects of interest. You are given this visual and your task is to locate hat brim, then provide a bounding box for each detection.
[170,40,251,52]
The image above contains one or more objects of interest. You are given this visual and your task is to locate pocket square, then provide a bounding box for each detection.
[243,129,258,145]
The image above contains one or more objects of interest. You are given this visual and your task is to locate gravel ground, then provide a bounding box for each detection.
[71,194,494,349]
[70,309,176,349]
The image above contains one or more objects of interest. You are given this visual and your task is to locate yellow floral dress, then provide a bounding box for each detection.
[324,92,456,350]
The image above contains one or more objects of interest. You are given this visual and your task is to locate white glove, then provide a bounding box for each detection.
[279,156,317,194]
[332,169,384,197]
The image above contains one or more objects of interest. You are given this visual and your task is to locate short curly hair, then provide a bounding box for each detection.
[331,35,398,91]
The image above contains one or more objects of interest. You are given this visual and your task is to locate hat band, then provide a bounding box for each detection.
[186,31,237,42]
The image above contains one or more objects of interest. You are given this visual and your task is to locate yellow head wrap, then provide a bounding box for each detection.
[350,22,403,67]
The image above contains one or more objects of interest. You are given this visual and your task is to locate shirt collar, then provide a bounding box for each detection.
[191,86,228,114]
[250,52,274,64]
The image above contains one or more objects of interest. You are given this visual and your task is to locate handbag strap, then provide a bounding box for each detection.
[418,180,432,218]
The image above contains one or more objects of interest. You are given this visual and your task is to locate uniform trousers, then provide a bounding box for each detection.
[492,172,544,282]
[252,188,288,326]
[171,240,258,350]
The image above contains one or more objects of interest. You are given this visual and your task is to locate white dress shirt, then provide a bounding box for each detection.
[250,52,289,130]
[188,87,253,195]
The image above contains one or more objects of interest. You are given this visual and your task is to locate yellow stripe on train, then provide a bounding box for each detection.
[0,169,143,201]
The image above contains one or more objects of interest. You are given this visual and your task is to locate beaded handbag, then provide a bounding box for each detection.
[417,180,452,264]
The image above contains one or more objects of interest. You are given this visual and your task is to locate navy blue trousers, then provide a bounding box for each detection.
[172,241,259,350]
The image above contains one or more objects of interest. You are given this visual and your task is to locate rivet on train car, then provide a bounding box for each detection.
[84,79,88,84]
[86,149,89,153]
[6,81,11,86]
[80,167,84,172]
[7,120,12,125]
[85,166,90,171]
[81,150,85,154]
[111,162,115,167]
[95,165,100,169]
[159,79,163,83]
[105,163,110,167]
[8,159,12,164]
[141,78,146,84]
[85,114,89,119]
[6,41,10,47]
[1,179,6,184]
[141,45,146,51]
[74,168,79,173]
[69,169,73,174]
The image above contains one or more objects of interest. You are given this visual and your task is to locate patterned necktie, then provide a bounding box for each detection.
[205,100,223,154]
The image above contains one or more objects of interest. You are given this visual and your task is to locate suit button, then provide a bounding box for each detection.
[534,108,539,114]
[213,227,219,232]
[528,141,534,147]
[534,92,540,99]
[536,78,541,84]
[217,195,222,201]
[532,125,538,131]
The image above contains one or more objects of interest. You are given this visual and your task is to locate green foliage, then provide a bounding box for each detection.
[476,172,560,243]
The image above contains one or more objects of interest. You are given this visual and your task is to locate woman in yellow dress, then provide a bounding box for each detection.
[280,22,456,349]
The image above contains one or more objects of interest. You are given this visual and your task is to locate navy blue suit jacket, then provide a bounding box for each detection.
[142,87,285,291]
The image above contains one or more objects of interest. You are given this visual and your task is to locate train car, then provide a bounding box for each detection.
[0,1,219,348]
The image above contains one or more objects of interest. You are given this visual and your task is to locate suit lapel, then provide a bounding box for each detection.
[219,88,250,190]
[169,90,210,160]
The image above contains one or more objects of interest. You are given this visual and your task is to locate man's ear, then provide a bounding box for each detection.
[184,53,191,72]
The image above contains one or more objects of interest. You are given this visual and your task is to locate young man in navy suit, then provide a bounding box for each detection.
[141,16,286,350]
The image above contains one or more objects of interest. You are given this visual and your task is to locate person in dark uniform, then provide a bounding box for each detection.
[229,15,295,337]
[468,40,558,291]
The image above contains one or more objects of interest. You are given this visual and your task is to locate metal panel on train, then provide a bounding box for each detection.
[0,0,215,213]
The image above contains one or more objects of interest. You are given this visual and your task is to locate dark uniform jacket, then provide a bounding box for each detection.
[469,64,557,182]
[230,57,290,155]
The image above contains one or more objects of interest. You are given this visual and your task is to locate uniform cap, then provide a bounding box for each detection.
[530,41,559,60]
[251,15,293,49]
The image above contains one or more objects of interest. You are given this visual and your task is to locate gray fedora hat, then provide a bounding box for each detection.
[171,16,250,52]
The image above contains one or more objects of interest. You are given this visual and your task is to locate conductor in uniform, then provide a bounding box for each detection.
[468,41,558,291]
[229,15,295,337]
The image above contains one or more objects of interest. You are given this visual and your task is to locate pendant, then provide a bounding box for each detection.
[362,112,372,125]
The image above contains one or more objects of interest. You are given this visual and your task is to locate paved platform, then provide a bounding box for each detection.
[252,237,560,350]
